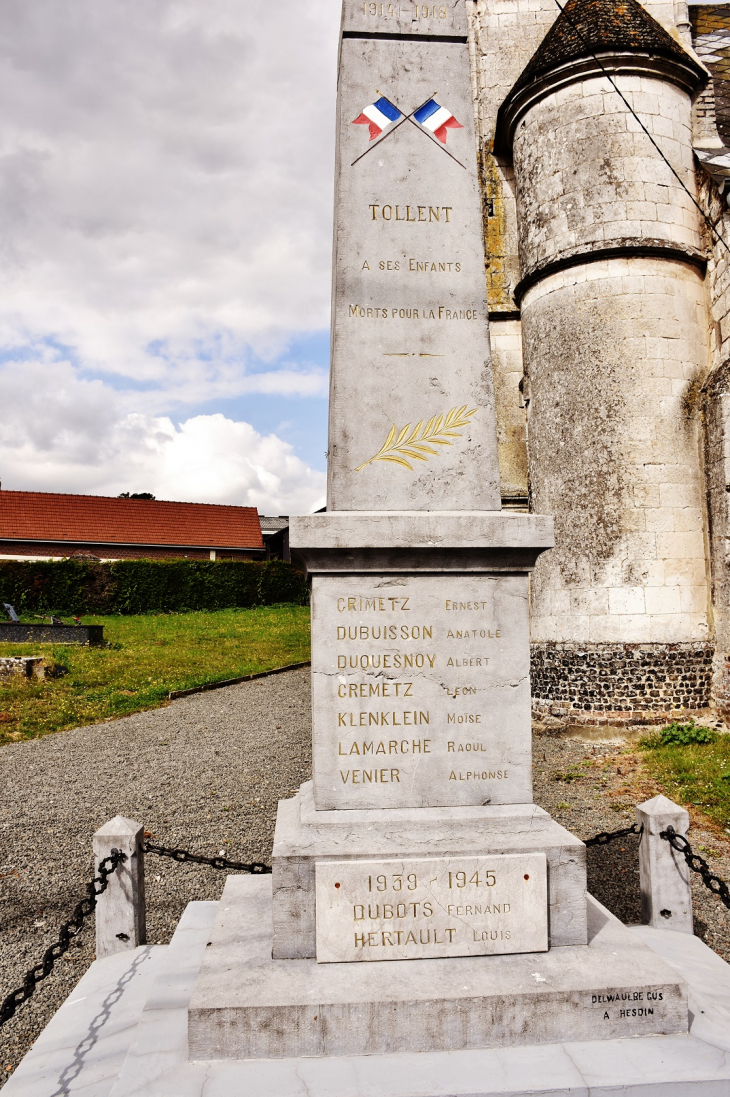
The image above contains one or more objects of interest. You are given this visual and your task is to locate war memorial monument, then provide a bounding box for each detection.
[6,2,730,1095]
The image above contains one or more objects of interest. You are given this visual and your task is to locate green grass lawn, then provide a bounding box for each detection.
[640,724,730,833]
[0,605,310,746]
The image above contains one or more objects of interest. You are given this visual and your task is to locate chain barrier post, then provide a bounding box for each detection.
[93,816,146,958]
[636,794,692,933]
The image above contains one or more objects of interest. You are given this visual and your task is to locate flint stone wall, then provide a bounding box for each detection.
[531,640,713,718]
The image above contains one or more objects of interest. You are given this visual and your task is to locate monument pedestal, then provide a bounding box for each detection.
[271,782,587,956]
[187,876,688,1061]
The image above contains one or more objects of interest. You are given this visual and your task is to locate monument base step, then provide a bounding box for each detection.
[271,781,588,955]
[5,896,730,1097]
[187,875,688,1060]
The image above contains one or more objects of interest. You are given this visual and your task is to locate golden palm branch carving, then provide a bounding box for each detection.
[354,405,477,472]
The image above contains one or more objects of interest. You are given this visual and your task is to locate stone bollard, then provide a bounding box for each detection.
[636,794,692,933]
[93,816,146,959]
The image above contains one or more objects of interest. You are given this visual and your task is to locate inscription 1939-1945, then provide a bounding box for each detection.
[315,854,548,963]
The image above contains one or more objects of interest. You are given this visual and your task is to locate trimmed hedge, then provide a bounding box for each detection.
[0,559,308,616]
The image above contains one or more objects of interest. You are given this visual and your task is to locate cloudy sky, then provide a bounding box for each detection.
[0,0,342,513]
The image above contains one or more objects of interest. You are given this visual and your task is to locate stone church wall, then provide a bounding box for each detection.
[523,256,710,647]
[697,169,730,718]
[512,75,703,281]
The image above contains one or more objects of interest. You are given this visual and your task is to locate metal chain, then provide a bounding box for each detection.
[661,826,730,911]
[143,841,271,874]
[584,822,640,847]
[0,849,126,1029]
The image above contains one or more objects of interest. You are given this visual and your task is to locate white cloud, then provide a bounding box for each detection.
[0,358,326,512]
[0,0,340,500]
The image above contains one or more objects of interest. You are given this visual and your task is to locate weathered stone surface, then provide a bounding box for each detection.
[0,656,44,680]
[270,782,587,957]
[188,876,687,1061]
[636,794,693,933]
[315,853,548,962]
[521,258,710,651]
[309,570,532,809]
[328,2,500,511]
[93,816,146,960]
[290,511,553,552]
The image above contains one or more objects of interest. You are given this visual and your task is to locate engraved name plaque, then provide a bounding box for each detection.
[311,571,533,809]
[315,854,548,962]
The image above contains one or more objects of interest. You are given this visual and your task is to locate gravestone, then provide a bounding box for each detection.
[187,0,689,1059]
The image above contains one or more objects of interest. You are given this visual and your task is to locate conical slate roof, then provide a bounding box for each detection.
[514,0,699,93]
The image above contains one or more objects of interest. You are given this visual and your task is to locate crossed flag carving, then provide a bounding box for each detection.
[351,92,465,168]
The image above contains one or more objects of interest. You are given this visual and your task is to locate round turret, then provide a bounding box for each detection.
[496,0,713,718]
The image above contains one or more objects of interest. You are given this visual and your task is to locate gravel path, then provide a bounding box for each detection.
[1,667,312,1082]
[2,675,730,1084]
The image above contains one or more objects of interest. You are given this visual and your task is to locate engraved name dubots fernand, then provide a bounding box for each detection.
[330,592,507,790]
[353,869,509,949]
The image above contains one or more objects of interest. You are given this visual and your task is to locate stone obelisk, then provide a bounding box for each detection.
[187,1,689,1060]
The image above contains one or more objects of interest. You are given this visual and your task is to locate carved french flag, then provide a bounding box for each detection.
[352,96,402,141]
[413,98,463,144]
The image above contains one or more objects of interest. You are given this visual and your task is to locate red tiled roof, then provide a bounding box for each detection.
[0,491,263,550]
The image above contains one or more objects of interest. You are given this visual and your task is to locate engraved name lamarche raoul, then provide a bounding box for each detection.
[338,738,432,754]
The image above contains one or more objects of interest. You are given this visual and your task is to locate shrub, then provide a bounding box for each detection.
[0,558,308,616]
[640,721,717,749]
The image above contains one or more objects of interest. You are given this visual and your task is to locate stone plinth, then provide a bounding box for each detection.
[291,512,554,812]
[187,876,688,1062]
[270,782,587,957]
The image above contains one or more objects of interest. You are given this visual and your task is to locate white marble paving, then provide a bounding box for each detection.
[8,896,730,1097]
[2,945,163,1097]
